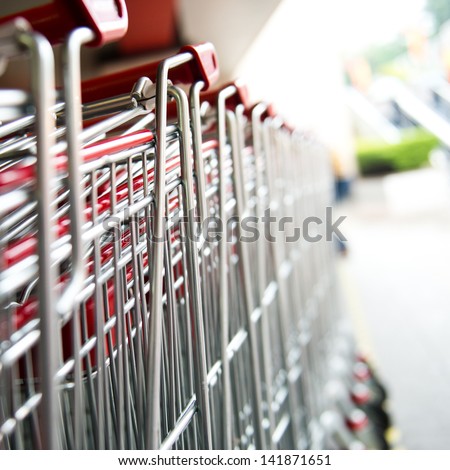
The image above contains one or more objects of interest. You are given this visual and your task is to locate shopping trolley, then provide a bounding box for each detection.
[81,47,217,451]
[193,83,270,450]
[197,88,381,450]
[0,1,217,450]
[1,38,220,454]
[0,0,390,451]
[195,85,329,450]
[0,0,131,450]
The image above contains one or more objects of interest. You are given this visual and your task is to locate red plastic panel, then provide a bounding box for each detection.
[81,42,219,102]
[118,0,177,54]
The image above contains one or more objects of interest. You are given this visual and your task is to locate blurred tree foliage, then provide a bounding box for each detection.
[426,0,450,31]
[361,0,450,74]
[356,128,439,175]
[364,37,407,72]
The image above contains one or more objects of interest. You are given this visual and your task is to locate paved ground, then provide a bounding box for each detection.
[337,167,450,449]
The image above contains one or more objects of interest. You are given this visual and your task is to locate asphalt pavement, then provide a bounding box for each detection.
[337,167,450,449]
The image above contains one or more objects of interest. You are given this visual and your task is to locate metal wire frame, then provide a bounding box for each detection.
[194,134,260,450]
[189,92,328,451]
[0,37,217,449]
[264,125,344,449]
[189,89,273,449]
[0,18,57,450]
[0,22,157,449]
[229,105,344,450]
[0,101,352,452]
[202,104,305,450]
[146,52,215,451]
[0,124,206,450]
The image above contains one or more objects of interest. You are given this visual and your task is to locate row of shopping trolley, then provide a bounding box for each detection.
[0,0,391,450]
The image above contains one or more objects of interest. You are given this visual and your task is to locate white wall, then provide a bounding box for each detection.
[179,0,282,79]
[233,0,356,177]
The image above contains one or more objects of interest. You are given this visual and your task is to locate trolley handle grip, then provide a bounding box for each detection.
[202,80,251,111]
[81,42,219,102]
[0,0,128,46]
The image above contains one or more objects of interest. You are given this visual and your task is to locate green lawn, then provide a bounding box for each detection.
[356,128,440,175]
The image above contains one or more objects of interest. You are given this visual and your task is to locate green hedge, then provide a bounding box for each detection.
[356,129,440,175]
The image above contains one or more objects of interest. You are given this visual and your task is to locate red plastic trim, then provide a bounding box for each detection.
[346,412,370,432]
[353,362,372,382]
[0,130,153,192]
[351,387,371,405]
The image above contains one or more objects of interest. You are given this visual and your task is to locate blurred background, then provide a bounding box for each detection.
[2,0,449,449]
[159,0,450,450]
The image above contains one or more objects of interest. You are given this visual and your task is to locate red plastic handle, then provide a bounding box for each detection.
[0,0,128,46]
[177,43,219,90]
[201,80,251,111]
[81,42,219,103]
